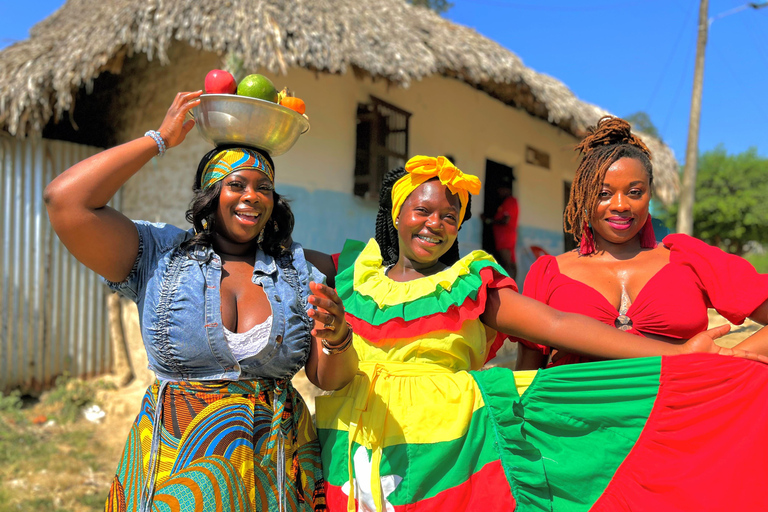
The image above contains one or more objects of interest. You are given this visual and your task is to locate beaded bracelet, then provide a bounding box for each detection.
[322,322,354,355]
[144,130,167,157]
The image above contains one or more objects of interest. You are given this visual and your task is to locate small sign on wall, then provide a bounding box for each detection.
[525,145,550,169]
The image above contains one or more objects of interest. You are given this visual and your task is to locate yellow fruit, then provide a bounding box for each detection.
[277,87,289,104]
[237,74,279,102]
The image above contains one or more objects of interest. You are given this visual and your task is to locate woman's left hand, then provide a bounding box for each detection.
[308,281,349,344]
[683,324,768,363]
[158,90,203,149]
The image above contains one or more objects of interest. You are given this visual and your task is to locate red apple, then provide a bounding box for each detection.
[204,69,237,94]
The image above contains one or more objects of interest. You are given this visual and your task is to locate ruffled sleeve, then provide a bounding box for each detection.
[509,255,561,355]
[336,239,367,275]
[665,234,768,325]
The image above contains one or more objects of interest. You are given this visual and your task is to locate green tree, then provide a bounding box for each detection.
[407,0,453,14]
[660,146,768,255]
[625,111,661,139]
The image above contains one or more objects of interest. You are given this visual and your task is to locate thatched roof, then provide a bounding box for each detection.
[0,0,679,203]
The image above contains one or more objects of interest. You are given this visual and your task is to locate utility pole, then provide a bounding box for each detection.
[676,0,768,235]
[676,0,708,235]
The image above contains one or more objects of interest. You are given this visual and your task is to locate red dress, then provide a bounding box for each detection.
[518,234,768,366]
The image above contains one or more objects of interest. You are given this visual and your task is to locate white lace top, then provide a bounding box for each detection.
[223,316,273,362]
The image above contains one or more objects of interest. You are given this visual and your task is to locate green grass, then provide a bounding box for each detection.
[77,492,109,509]
[0,420,58,472]
[44,374,115,424]
[0,497,71,512]
[0,378,115,512]
[745,252,768,274]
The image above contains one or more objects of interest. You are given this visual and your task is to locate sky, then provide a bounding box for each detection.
[1,0,767,161]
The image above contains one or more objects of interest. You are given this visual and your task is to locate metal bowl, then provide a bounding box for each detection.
[192,94,310,156]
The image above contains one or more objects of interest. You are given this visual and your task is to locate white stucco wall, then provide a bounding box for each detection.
[114,43,580,279]
[97,42,595,384]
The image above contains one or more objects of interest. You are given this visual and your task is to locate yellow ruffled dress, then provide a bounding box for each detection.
[316,239,524,511]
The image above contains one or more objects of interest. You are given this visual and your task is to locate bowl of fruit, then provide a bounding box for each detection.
[192,70,310,156]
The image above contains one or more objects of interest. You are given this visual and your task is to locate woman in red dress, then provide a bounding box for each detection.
[515,116,768,369]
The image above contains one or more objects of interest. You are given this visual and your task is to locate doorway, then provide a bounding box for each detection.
[482,159,515,257]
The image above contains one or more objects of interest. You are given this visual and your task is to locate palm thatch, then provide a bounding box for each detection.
[0,0,679,202]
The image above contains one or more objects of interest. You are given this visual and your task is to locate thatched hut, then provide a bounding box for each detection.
[1,0,679,198]
[0,0,680,388]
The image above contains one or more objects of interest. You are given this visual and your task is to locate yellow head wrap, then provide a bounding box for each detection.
[391,155,482,229]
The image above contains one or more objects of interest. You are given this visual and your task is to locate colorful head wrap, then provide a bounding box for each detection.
[391,155,482,229]
[200,148,274,190]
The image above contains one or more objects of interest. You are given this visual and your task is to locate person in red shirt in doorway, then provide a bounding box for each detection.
[487,173,519,280]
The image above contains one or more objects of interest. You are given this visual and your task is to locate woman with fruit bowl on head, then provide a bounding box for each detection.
[303,155,768,511]
[514,116,768,370]
[44,90,356,512]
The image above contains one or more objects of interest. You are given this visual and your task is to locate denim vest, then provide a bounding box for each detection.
[106,221,324,381]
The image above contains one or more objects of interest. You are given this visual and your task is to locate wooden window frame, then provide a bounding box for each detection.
[354,96,411,199]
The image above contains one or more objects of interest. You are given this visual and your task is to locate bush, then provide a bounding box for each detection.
[0,390,23,413]
[745,252,768,274]
[43,374,113,424]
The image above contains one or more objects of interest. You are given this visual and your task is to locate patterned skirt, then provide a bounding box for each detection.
[105,379,326,512]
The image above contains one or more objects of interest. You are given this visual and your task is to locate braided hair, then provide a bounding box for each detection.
[564,116,653,245]
[375,167,472,267]
[180,144,294,258]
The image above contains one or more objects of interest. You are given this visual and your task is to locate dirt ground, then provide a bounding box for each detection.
[0,310,759,512]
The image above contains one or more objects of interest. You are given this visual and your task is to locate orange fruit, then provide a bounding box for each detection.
[280,97,306,115]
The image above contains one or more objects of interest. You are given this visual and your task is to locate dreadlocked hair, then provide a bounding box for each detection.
[375,166,472,267]
[564,116,653,245]
[180,144,294,259]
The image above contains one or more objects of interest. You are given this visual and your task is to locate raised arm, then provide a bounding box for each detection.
[483,288,768,362]
[43,91,201,282]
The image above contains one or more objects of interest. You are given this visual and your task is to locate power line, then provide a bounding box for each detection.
[677,0,767,234]
[710,43,768,122]
[644,3,697,113]
[660,29,698,138]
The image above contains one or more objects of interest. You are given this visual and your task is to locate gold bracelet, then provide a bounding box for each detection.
[322,322,354,355]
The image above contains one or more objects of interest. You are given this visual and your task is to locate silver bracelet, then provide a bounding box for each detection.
[144,130,167,157]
